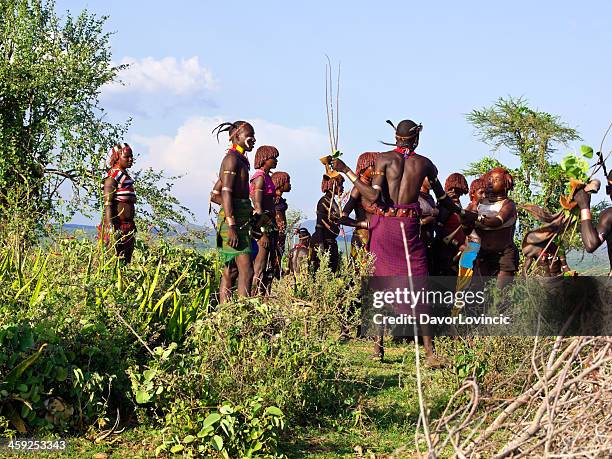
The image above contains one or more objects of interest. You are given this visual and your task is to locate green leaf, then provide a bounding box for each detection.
[202,412,221,428]
[17,383,28,392]
[264,406,284,417]
[197,425,214,438]
[170,444,184,453]
[581,145,594,158]
[6,343,47,385]
[143,369,156,382]
[183,435,195,444]
[135,390,152,404]
[211,435,224,452]
[560,155,577,171]
[55,367,68,382]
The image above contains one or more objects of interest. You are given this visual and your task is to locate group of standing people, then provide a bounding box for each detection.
[99,118,612,354]
[207,121,292,302]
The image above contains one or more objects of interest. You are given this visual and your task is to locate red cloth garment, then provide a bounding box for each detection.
[394,147,416,158]
[108,168,136,202]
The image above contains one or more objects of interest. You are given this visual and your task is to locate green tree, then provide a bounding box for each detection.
[465,96,584,250]
[466,96,580,210]
[0,0,190,233]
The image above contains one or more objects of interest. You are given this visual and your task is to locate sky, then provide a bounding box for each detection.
[56,0,612,224]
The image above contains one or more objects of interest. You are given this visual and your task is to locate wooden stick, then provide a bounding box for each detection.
[400,221,433,453]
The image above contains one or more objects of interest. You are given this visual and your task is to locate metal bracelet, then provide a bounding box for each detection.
[580,209,591,221]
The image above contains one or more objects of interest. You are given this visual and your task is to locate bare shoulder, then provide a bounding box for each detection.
[103,175,117,187]
[376,150,395,163]
[221,153,238,169]
[600,207,612,223]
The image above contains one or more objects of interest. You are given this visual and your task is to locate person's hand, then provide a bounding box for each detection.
[573,189,591,210]
[460,209,478,223]
[332,158,349,174]
[227,226,239,248]
[260,234,270,249]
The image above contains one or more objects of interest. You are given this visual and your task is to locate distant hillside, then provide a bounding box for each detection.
[61,222,609,273]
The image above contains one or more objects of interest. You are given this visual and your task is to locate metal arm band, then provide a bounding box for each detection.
[372,171,385,176]
[222,187,233,192]
[580,209,592,221]
[211,190,221,195]
[372,184,382,190]
[222,170,236,175]
[347,171,358,183]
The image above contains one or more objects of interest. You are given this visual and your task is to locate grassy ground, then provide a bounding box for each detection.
[2,339,457,459]
[282,339,455,458]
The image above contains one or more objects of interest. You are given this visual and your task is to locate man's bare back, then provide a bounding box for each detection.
[375,150,437,205]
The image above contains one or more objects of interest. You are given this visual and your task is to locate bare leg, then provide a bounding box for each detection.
[252,241,269,296]
[235,253,254,298]
[220,263,238,303]
[497,271,514,289]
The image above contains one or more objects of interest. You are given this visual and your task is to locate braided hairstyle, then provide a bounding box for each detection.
[212,120,253,142]
[356,152,377,176]
[108,143,132,168]
[271,171,290,190]
[484,167,514,192]
[444,173,469,195]
[469,177,486,201]
[254,145,279,169]
[321,174,344,193]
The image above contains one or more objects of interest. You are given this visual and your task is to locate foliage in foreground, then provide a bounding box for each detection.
[0,235,364,457]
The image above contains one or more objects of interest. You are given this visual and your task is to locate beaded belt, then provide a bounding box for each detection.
[374,207,420,218]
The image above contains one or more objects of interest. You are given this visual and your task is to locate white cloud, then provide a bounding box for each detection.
[105,56,216,96]
[132,117,329,223]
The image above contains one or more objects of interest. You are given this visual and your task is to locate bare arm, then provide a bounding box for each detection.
[103,177,117,230]
[220,155,240,247]
[210,179,222,205]
[333,158,382,203]
[250,175,264,215]
[479,200,516,228]
[582,208,612,253]
[428,166,464,215]
[340,187,367,228]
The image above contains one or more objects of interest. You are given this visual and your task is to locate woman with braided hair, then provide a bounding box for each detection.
[310,174,344,273]
[101,143,137,263]
[340,152,378,257]
[250,145,280,296]
[212,120,257,302]
[475,167,519,288]
[432,173,469,275]
[271,171,291,264]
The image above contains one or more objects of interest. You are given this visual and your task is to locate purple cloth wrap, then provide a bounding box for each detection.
[369,202,428,277]
[369,202,430,317]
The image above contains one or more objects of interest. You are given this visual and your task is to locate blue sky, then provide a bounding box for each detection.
[57,0,612,224]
